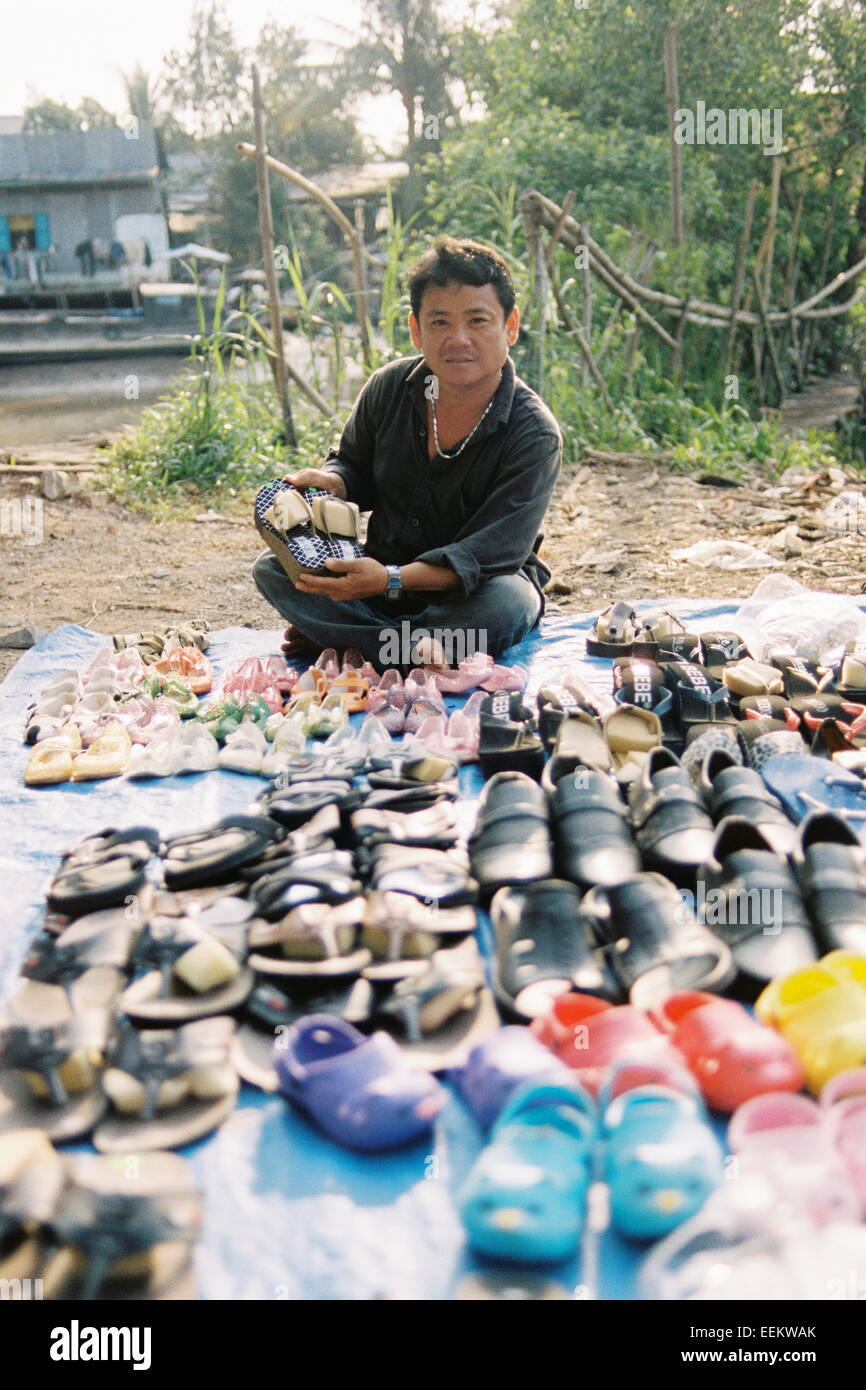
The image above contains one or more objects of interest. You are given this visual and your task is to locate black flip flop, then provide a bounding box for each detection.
[120,913,254,1024]
[161,814,285,890]
[536,683,594,751]
[46,853,152,919]
[696,816,818,1001]
[368,844,479,907]
[360,891,476,982]
[366,751,461,789]
[549,769,641,890]
[490,879,623,1020]
[350,802,460,850]
[660,660,736,737]
[0,974,114,1141]
[232,976,376,1091]
[469,771,554,897]
[246,897,370,978]
[251,850,361,918]
[582,871,735,1008]
[60,825,161,869]
[700,631,749,682]
[48,1151,202,1301]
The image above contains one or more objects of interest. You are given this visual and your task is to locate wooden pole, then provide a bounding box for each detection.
[237,141,373,372]
[752,263,785,402]
[543,190,575,334]
[671,296,690,382]
[545,190,576,273]
[550,277,615,412]
[251,66,295,447]
[762,154,783,305]
[581,220,592,386]
[597,234,650,361]
[520,200,548,393]
[623,245,656,378]
[783,189,805,390]
[664,23,684,249]
[725,179,758,377]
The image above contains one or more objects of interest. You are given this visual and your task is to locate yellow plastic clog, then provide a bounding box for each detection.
[756,952,866,1093]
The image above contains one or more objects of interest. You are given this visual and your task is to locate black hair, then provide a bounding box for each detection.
[408,236,515,321]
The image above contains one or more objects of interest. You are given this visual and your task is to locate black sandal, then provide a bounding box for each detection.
[696,817,818,1000]
[368,844,479,907]
[549,769,641,890]
[49,1151,202,1300]
[490,879,622,1020]
[469,771,553,897]
[793,810,866,955]
[370,939,499,1071]
[627,747,716,885]
[581,872,735,1007]
[120,916,254,1025]
[477,692,545,780]
[0,974,114,1141]
[247,897,370,978]
[94,1016,239,1154]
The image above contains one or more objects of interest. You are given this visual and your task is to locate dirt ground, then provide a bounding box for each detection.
[3,448,866,683]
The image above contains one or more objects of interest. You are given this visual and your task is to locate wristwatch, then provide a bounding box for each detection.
[384,564,403,602]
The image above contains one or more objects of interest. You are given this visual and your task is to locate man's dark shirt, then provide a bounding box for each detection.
[321,353,562,604]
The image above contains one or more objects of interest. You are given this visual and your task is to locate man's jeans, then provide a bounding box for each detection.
[252,551,542,668]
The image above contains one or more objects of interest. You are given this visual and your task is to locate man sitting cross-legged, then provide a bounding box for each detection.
[253,235,563,670]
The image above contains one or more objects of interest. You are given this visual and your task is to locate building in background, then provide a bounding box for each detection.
[0,123,169,282]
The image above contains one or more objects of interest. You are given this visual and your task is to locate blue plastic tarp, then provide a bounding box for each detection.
[0,602,758,1299]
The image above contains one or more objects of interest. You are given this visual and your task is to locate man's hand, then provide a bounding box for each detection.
[282,467,347,501]
[295,557,389,601]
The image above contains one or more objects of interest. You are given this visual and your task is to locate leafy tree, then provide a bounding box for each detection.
[809,0,866,267]
[23,97,117,132]
[161,0,248,145]
[345,0,457,206]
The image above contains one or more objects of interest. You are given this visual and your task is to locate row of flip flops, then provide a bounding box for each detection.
[0,1130,202,1300]
[1,742,495,1169]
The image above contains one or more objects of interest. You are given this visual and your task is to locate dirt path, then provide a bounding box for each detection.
[3,450,866,683]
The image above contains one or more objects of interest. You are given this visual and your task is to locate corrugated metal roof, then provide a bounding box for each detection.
[0,126,160,188]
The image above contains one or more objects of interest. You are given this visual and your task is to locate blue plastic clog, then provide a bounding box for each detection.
[458,1078,596,1264]
[601,1061,724,1240]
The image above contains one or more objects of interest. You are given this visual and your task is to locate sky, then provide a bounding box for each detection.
[0,0,480,154]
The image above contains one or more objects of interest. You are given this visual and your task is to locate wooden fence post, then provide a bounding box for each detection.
[664,23,684,249]
[251,65,296,447]
[725,179,758,378]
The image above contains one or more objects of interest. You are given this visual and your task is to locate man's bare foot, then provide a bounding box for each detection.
[281,625,319,659]
[413,635,451,669]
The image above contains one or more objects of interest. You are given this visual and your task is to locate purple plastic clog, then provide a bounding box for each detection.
[273,1014,445,1151]
[454,1025,572,1131]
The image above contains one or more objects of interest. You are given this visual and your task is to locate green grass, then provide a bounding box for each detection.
[103,217,850,518]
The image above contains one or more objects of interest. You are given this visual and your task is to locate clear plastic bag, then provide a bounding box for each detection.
[670,539,781,571]
[733,576,866,665]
